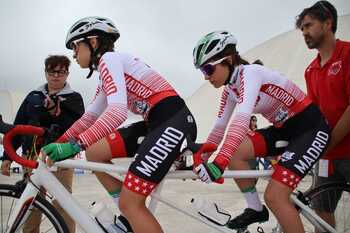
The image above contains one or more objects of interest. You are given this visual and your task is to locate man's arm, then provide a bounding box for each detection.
[327,99,350,151]
[55,92,85,133]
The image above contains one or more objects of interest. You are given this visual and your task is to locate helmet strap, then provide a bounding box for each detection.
[83,38,96,79]
[224,52,239,85]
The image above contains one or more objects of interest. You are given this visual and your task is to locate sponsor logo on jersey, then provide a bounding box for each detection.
[136,127,184,177]
[293,131,329,174]
[275,108,289,123]
[125,74,154,99]
[281,151,295,162]
[99,61,117,96]
[133,100,150,114]
[328,61,342,76]
[261,84,295,107]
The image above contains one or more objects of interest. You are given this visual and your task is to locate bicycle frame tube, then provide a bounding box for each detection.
[55,159,273,179]
[6,175,40,233]
[6,161,104,233]
[291,194,337,233]
[54,159,273,233]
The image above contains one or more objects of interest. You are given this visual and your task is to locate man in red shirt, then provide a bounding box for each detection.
[296,0,350,230]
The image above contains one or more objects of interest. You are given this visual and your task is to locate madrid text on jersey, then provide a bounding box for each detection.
[99,60,117,95]
[136,127,184,177]
[125,74,154,99]
[294,131,329,174]
[261,84,295,107]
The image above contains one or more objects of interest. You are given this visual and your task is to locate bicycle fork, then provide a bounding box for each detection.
[6,173,41,233]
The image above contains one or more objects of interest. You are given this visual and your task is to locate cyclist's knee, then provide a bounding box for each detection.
[264,181,292,207]
[85,138,112,162]
[119,189,147,215]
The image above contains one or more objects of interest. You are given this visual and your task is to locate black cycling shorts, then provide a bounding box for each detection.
[250,104,331,188]
[119,96,197,195]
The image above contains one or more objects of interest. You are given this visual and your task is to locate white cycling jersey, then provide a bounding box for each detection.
[61,52,177,147]
[209,64,311,167]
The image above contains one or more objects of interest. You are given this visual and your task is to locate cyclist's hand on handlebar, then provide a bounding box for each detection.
[1,160,12,176]
[41,141,81,162]
[194,161,224,184]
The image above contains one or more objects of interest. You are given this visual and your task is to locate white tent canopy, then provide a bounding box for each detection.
[0,90,25,123]
[187,15,350,141]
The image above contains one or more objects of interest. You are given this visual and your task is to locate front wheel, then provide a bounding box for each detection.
[0,182,69,233]
[302,182,350,233]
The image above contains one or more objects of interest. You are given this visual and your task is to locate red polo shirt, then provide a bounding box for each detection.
[305,39,350,159]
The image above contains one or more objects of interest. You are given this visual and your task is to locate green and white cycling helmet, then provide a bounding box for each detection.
[193,31,237,68]
[65,16,120,49]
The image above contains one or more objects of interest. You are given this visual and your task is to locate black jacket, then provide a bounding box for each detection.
[2,83,84,161]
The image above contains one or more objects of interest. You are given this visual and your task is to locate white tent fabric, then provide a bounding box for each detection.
[0,90,25,123]
[187,15,350,141]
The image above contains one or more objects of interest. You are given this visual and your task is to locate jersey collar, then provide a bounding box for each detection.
[311,39,342,69]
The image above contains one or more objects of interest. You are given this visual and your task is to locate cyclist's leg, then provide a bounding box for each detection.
[313,159,350,233]
[227,128,284,229]
[119,107,197,233]
[265,119,330,233]
[85,121,147,197]
[228,137,262,209]
[265,179,304,233]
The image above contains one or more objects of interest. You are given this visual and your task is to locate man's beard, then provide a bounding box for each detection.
[304,34,324,49]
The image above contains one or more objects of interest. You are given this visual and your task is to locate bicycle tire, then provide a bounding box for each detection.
[302,182,350,233]
[0,183,69,233]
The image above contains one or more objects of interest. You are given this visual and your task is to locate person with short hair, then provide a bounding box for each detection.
[192,30,330,233]
[1,55,84,233]
[296,1,350,231]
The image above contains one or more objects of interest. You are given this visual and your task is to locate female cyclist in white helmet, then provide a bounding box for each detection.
[192,30,330,233]
[42,17,198,233]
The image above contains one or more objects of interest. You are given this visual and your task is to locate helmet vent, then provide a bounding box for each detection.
[106,23,116,28]
[205,39,220,54]
[195,44,204,63]
[71,22,88,33]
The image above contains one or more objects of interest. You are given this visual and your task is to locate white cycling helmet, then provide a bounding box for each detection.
[193,31,237,68]
[65,16,120,49]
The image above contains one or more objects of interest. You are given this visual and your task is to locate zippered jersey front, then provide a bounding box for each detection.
[60,52,177,147]
[209,64,311,167]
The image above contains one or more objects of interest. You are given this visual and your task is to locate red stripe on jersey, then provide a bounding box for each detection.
[238,69,244,103]
[78,104,127,147]
[218,89,229,118]
[214,113,251,168]
[207,125,226,146]
[58,112,98,142]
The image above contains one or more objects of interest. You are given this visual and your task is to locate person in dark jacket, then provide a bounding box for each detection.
[1,55,84,233]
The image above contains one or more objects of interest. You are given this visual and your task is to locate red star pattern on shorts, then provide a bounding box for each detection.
[272,164,301,189]
[123,171,157,196]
